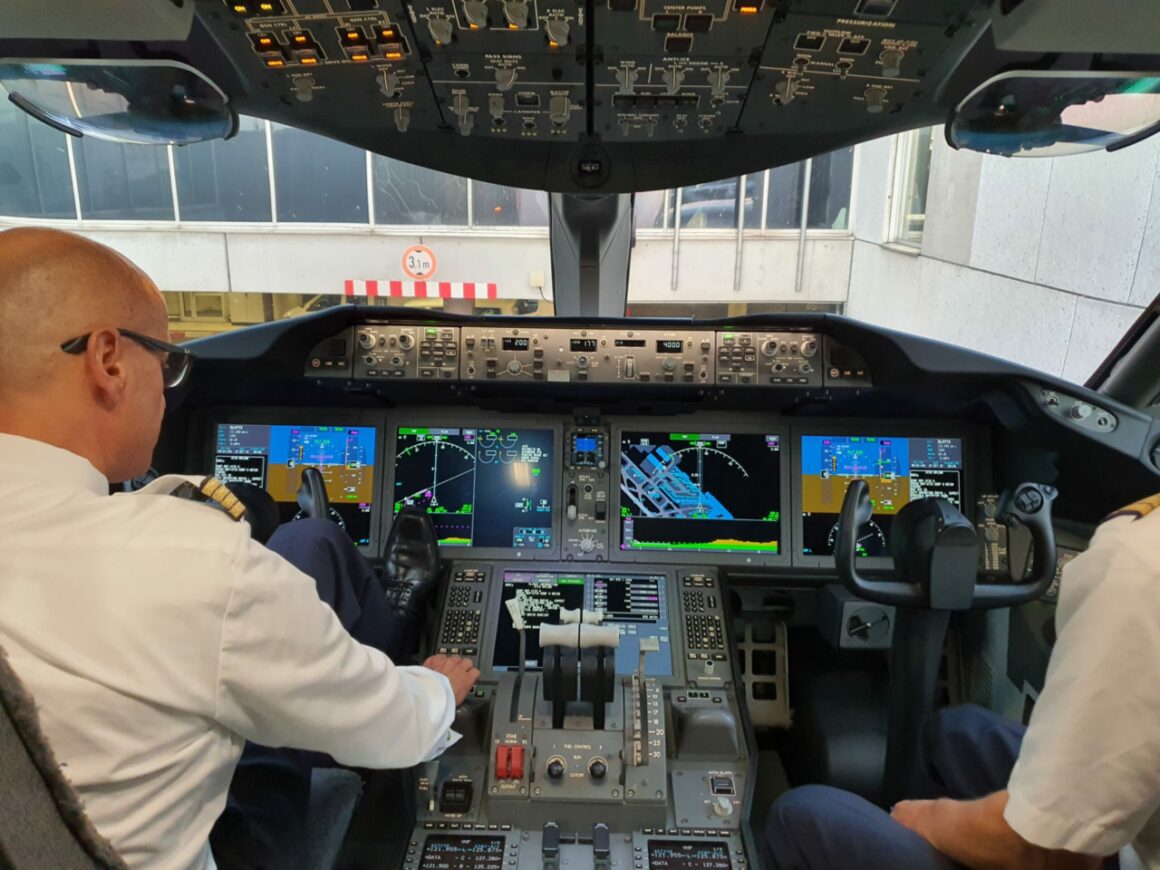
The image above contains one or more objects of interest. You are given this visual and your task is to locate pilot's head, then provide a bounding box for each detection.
[0,227,171,482]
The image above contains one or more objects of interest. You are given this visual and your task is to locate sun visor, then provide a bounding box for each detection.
[947,71,1160,158]
[0,59,237,146]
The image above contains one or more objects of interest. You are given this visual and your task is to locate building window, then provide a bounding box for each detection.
[0,98,75,219]
[372,156,468,226]
[271,123,368,223]
[73,136,175,221]
[173,116,272,222]
[890,126,934,245]
[472,181,549,228]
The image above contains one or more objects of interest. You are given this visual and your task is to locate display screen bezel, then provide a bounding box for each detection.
[384,413,563,561]
[611,418,790,568]
[199,408,387,556]
[790,423,979,570]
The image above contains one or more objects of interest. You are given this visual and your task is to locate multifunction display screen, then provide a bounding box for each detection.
[419,835,505,870]
[647,841,732,869]
[393,427,554,549]
[800,435,965,558]
[492,571,672,677]
[213,423,376,545]
[619,432,782,555]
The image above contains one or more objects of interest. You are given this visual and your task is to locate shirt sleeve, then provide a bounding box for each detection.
[213,532,457,768]
[1005,525,1160,856]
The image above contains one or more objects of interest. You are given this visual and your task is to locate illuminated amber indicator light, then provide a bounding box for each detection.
[351,52,370,61]
[233,3,248,11]
[265,58,285,67]
[258,2,274,10]
[385,51,404,59]
[301,56,319,64]
[378,28,396,39]
[508,22,519,28]
[548,40,559,47]
[739,4,758,11]
[257,36,274,46]
[293,34,309,43]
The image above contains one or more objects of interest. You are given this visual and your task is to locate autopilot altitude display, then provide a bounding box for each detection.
[800,435,964,558]
[619,432,782,554]
[213,423,376,545]
[393,427,554,549]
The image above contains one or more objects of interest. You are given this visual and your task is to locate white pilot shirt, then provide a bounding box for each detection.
[1006,502,1160,867]
[0,434,457,870]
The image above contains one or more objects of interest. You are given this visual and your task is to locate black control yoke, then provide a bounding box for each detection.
[834,479,1058,805]
[835,480,1058,610]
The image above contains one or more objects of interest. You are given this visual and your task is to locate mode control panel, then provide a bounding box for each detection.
[562,422,611,560]
[354,324,460,380]
[460,326,549,381]
[714,331,821,388]
[541,328,716,385]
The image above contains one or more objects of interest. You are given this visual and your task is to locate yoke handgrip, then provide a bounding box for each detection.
[835,480,924,607]
[974,483,1058,607]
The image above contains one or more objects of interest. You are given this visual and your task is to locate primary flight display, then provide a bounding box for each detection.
[618,432,782,555]
[800,435,965,557]
[212,423,377,545]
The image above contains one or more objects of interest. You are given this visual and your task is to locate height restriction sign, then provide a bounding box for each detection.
[401,245,437,280]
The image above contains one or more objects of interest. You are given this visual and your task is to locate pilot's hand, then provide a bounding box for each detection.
[423,654,480,706]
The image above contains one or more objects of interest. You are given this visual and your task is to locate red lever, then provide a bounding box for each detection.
[495,745,511,780]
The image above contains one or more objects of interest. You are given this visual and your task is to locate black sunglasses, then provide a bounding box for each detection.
[60,328,195,389]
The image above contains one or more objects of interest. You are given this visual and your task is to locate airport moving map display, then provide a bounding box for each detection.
[619,432,782,554]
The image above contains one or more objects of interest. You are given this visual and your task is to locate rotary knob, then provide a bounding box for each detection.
[507,359,523,375]
[577,355,590,369]
[588,757,608,780]
[760,338,777,357]
[547,757,566,780]
[801,338,818,357]
[397,333,415,350]
[662,357,677,372]
[1069,402,1093,421]
[358,332,376,350]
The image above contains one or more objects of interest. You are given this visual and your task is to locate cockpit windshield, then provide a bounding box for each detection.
[0,99,1152,387]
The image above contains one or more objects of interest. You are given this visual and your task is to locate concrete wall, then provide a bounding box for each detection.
[847,135,1158,382]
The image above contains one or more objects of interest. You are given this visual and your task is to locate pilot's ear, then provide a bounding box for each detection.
[85,328,128,408]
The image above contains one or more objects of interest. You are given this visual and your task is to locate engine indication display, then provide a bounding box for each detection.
[213,423,376,545]
[393,427,554,549]
[647,841,732,869]
[800,435,965,558]
[619,433,782,555]
[492,571,672,676]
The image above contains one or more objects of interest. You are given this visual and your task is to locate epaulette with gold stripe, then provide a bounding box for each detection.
[1103,492,1160,523]
[196,477,248,521]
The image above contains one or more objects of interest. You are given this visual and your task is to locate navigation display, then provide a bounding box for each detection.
[393,427,554,549]
[619,432,782,554]
[492,571,673,677]
[213,423,376,545]
[800,435,965,558]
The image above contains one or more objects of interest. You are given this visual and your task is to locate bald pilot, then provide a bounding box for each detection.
[0,227,479,869]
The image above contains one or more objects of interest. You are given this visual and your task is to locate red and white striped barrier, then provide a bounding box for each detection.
[343,280,499,299]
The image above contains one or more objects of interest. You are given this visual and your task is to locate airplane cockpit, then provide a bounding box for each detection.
[3,0,1160,868]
